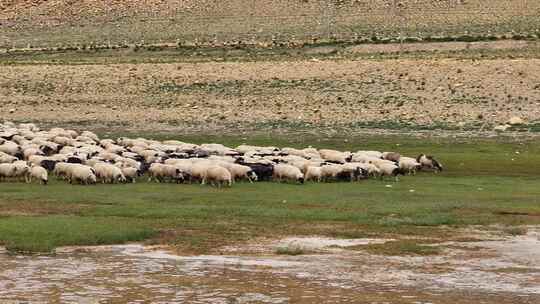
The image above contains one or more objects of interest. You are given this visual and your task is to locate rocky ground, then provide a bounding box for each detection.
[1,0,537,48]
[1,41,539,134]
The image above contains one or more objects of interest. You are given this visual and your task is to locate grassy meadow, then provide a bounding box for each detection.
[0,134,539,254]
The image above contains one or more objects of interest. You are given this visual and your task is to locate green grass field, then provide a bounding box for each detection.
[0,134,539,254]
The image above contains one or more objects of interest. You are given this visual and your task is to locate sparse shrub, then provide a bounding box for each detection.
[275,242,307,255]
[504,226,528,236]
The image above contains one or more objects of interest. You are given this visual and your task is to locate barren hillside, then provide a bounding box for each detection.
[2,44,539,132]
[1,0,539,48]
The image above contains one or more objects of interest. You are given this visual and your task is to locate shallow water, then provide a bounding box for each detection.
[1,234,539,303]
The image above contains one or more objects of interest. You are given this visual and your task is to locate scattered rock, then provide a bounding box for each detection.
[507,116,524,125]
[494,124,511,132]
[8,108,15,114]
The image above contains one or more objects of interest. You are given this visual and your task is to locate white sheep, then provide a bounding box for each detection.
[357,163,381,178]
[12,160,30,182]
[0,163,17,181]
[382,152,401,162]
[190,162,213,183]
[305,166,323,182]
[28,165,48,185]
[23,147,44,160]
[0,152,17,164]
[378,163,401,182]
[121,167,139,183]
[53,162,78,180]
[202,165,232,188]
[228,164,257,183]
[148,163,184,183]
[319,149,351,164]
[398,157,421,175]
[28,155,47,166]
[354,150,383,160]
[94,162,126,184]
[0,141,21,155]
[67,164,97,185]
[163,140,186,146]
[320,164,345,181]
[273,164,304,184]
[52,136,74,146]
[81,131,99,142]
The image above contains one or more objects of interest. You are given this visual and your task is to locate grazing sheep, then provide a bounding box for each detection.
[39,142,61,156]
[40,159,58,172]
[52,136,74,146]
[28,155,47,166]
[67,164,97,185]
[273,164,304,184]
[351,153,379,163]
[417,154,443,172]
[0,141,21,156]
[23,147,44,160]
[148,163,185,183]
[0,152,17,164]
[382,152,401,163]
[53,163,78,180]
[357,163,381,178]
[189,162,213,183]
[121,167,140,183]
[81,131,99,142]
[305,166,323,182]
[319,149,352,164]
[162,140,186,146]
[281,147,306,158]
[320,164,344,181]
[12,161,30,182]
[28,165,48,185]
[398,157,421,175]
[228,164,258,183]
[0,122,449,187]
[239,163,274,181]
[378,163,401,182]
[18,123,39,131]
[202,165,232,188]
[369,158,397,168]
[341,163,366,181]
[94,163,127,184]
[0,163,17,181]
[354,150,383,159]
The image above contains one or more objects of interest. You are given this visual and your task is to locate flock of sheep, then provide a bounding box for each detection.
[0,122,443,187]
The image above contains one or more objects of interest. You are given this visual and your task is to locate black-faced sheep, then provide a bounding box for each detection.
[417,154,443,172]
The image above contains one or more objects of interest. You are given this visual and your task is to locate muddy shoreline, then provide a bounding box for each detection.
[1,228,539,303]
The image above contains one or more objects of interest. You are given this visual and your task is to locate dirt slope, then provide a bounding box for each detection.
[1,1,538,48]
[1,50,539,132]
